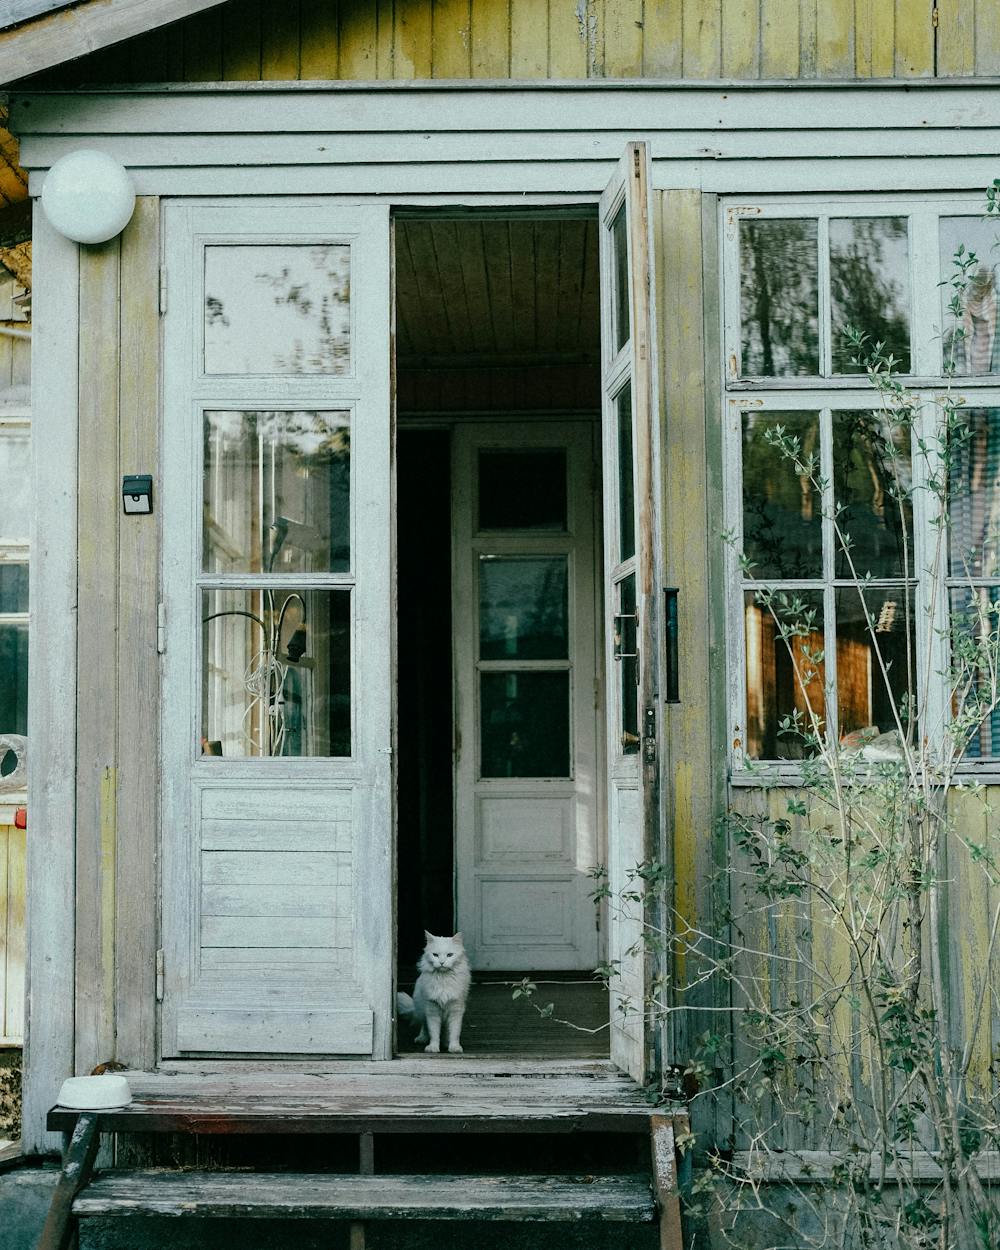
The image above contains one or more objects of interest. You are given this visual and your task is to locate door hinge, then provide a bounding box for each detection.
[155,949,164,1001]
[932,4,939,27]
[643,705,656,766]
[158,266,167,315]
[156,602,167,654]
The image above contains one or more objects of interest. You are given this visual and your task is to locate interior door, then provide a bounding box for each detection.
[160,200,393,1058]
[599,145,663,1083]
[453,421,600,971]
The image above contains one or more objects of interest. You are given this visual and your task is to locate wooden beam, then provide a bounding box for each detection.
[0,0,233,85]
[36,1112,101,1250]
[650,1114,684,1250]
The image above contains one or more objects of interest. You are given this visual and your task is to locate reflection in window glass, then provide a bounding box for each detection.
[744,590,825,760]
[950,409,1000,577]
[830,217,911,374]
[203,410,350,575]
[836,588,913,747]
[480,671,570,778]
[201,587,350,759]
[951,586,1000,759]
[833,411,913,579]
[940,218,1000,375]
[0,622,27,736]
[479,557,568,661]
[617,385,635,562]
[742,411,821,579]
[0,429,29,541]
[611,202,630,353]
[478,450,567,531]
[740,219,819,377]
[0,564,28,614]
[204,244,351,375]
[617,573,639,751]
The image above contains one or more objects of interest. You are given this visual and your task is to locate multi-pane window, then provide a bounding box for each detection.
[0,407,29,750]
[724,199,1000,774]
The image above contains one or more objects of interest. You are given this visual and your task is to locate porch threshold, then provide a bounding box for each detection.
[47,1060,655,1136]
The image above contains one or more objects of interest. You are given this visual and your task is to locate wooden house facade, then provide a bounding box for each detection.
[3,0,1000,1241]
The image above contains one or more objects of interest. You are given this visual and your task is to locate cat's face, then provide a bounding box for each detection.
[423,931,465,970]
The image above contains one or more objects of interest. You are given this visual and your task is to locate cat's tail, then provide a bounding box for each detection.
[396,991,415,1021]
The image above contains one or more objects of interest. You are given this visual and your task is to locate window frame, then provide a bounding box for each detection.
[721,194,1000,782]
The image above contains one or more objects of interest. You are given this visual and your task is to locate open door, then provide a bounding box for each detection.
[599,145,663,1083]
[159,201,393,1058]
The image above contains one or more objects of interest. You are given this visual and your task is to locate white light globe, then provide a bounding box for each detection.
[41,149,135,244]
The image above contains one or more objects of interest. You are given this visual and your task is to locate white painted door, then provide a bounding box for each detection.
[160,200,393,1058]
[453,422,600,971]
[599,145,663,1083]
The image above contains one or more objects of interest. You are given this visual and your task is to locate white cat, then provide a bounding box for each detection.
[396,931,471,1054]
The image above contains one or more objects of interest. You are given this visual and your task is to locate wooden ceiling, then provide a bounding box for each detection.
[395,217,600,371]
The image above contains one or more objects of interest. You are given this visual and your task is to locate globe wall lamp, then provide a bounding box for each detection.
[41,149,135,244]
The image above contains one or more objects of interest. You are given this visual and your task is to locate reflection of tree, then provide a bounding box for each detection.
[833,409,912,578]
[204,245,350,374]
[830,218,910,373]
[742,413,821,578]
[741,220,819,376]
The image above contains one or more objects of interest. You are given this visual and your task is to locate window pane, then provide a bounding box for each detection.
[0,622,27,736]
[617,384,635,562]
[744,589,825,760]
[617,573,639,751]
[830,217,911,374]
[0,564,28,614]
[833,411,913,579]
[836,587,913,747]
[204,244,351,375]
[611,201,630,353]
[940,217,1000,375]
[203,410,350,575]
[479,556,568,661]
[201,587,350,759]
[478,450,567,531]
[480,671,570,778]
[740,218,819,377]
[950,408,1000,578]
[742,411,821,579]
[0,429,29,541]
[950,586,1000,759]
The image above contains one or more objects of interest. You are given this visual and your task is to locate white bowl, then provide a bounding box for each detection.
[57,1075,132,1110]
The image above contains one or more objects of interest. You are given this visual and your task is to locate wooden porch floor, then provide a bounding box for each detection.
[396,978,609,1060]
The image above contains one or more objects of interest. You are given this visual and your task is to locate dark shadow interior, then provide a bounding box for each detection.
[394,211,607,1056]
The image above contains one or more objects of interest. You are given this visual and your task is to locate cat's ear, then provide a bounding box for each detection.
[424,929,436,943]
[453,932,464,944]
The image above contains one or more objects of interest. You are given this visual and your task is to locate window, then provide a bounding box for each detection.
[0,405,29,758]
[724,198,1000,775]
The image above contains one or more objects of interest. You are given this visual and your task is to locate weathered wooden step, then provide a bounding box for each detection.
[72,1169,657,1223]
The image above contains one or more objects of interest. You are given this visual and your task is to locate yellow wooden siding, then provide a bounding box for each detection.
[42,0,1000,85]
[0,824,25,1045]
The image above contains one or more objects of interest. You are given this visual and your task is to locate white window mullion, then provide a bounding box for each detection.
[820,405,838,744]
[910,209,941,379]
[818,215,832,380]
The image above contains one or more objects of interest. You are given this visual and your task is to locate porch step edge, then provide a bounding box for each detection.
[72,1169,657,1222]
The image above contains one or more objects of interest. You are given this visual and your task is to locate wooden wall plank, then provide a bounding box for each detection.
[975,0,1000,74]
[376,0,396,77]
[721,0,760,78]
[938,0,976,77]
[75,239,121,1079]
[115,198,160,1073]
[548,0,588,78]
[182,7,224,80]
[262,0,302,79]
[798,0,817,76]
[682,0,722,77]
[816,0,854,76]
[299,0,340,78]
[510,0,549,77]
[471,0,510,76]
[23,208,79,1155]
[603,0,643,77]
[433,0,473,76]
[946,790,992,1099]
[337,0,377,78]
[221,0,262,79]
[895,0,935,75]
[641,0,682,76]
[396,0,435,77]
[854,0,894,77]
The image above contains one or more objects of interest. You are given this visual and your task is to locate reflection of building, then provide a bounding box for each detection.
[958,266,1000,374]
